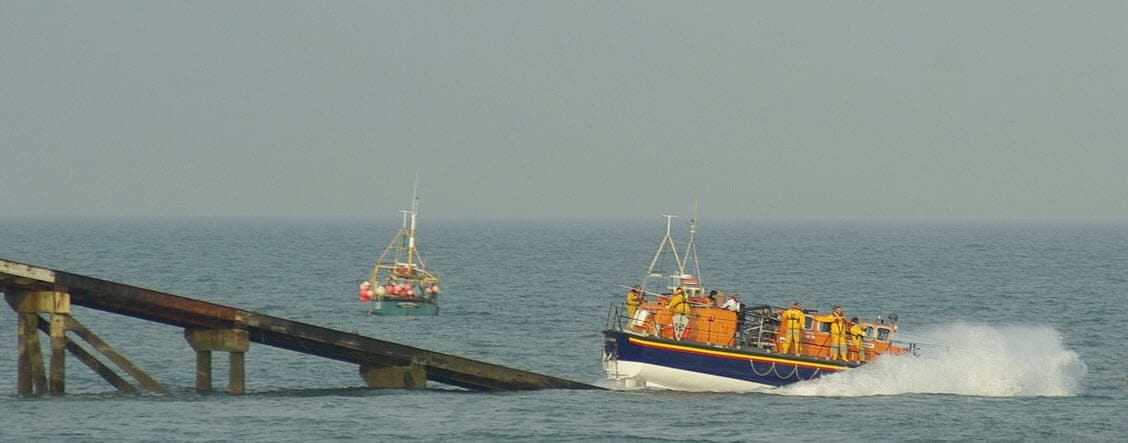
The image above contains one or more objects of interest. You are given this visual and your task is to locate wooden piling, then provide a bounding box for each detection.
[195,350,212,392]
[49,312,65,395]
[184,328,249,395]
[33,315,137,393]
[229,352,245,395]
[9,290,69,395]
[16,313,34,395]
[64,316,165,393]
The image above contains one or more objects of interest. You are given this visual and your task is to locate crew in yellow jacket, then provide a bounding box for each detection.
[626,286,643,318]
[779,302,805,355]
[849,317,867,362]
[666,287,690,315]
[813,306,848,361]
[667,287,691,340]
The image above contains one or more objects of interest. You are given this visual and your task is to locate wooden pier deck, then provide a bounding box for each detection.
[1,258,601,395]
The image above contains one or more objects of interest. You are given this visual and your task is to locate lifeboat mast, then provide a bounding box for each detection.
[681,203,702,289]
[641,213,707,296]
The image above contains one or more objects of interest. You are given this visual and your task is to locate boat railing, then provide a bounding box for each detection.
[735,313,779,350]
[605,302,625,331]
[606,300,921,359]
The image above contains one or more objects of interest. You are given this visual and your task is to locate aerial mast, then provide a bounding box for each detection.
[644,214,684,290]
[405,170,420,268]
[681,202,702,287]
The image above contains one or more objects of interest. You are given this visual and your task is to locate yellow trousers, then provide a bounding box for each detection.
[780,328,802,355]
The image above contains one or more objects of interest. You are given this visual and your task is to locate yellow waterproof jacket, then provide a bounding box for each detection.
[849,324,866,344]
[626,290,641,308]
[782,307,805,330]
[813,313,847,338]
[667,291,691,315]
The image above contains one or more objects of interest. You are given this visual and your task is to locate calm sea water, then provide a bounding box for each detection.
[1,217,1125,442]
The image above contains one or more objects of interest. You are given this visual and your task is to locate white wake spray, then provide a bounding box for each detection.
[777,322,1087,397]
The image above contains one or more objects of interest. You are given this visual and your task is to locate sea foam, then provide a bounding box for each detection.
[777,322,1087,397]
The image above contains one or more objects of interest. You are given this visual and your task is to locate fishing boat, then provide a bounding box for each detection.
[357,181,442,316]
[602,215,917,391]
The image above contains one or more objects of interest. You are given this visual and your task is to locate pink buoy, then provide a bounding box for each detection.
[386,285,397,295]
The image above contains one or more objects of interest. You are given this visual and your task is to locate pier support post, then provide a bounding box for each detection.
[6,290,69,396]
[16,313,39,395]
[49,312,66,395]
[195,350,212,392]
[184,328,249,395]
[229,351,245,395]
[359,361,427,389]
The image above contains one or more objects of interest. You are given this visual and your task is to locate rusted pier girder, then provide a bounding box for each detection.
[3,258,602,394]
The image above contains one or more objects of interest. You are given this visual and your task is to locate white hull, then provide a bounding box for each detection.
[602,359,775,392]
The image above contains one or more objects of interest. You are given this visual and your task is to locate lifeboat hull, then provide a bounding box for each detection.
[602,329,855,391]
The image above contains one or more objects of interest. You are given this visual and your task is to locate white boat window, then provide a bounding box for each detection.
[876,327,891,341]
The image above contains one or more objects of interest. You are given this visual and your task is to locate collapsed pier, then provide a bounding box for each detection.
[1,258,599,396]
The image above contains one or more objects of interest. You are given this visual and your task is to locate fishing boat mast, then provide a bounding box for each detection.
[405,174,420,269]
[368,175,428,284]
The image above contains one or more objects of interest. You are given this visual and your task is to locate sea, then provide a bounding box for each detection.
[0,217,1124,442]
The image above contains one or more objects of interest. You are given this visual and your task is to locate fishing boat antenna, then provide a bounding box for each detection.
[405,170,424,269]
[398,209,411,264]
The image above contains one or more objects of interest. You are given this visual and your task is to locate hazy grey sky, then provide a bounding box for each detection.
[3,2,1126,221]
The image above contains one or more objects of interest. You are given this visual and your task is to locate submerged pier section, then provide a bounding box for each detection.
[1,258,599,396]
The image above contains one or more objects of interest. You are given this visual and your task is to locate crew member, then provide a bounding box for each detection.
[813,306,848,361]
[626,285,643,318]
[779,302,805,355]
[667,287,691,340]
[849,317,867,362]
[721,294,742,311]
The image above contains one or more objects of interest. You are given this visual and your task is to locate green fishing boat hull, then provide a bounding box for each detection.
[366,298,439,316]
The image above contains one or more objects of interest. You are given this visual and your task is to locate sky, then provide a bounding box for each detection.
[2,1,1127,222]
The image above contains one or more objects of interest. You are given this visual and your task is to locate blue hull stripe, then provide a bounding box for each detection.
[604,330,846,387]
